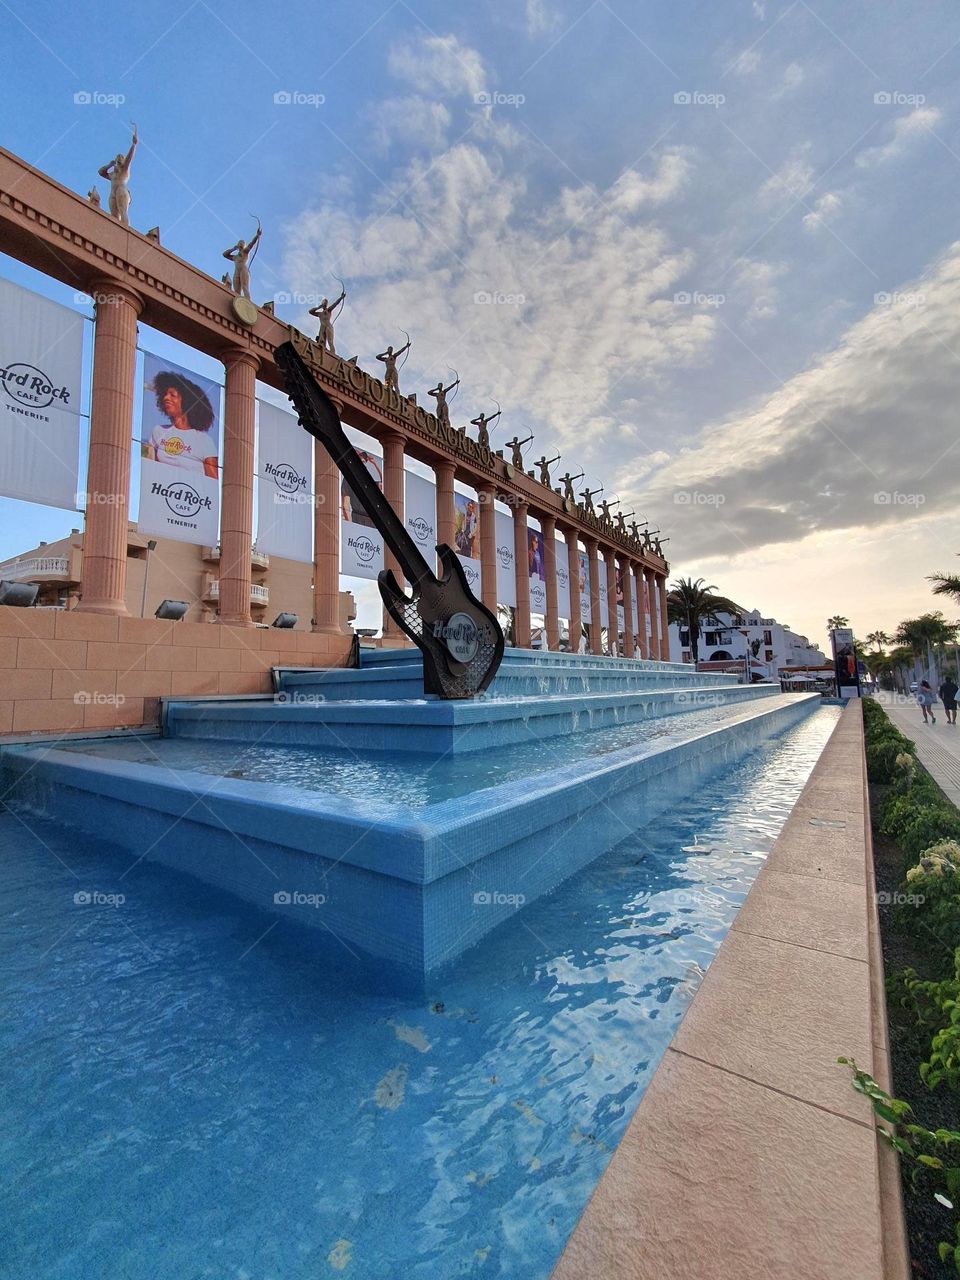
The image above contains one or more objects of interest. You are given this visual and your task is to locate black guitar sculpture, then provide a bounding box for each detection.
[274,341,505,699]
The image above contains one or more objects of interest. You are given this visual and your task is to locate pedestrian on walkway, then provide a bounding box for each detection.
[938,674,958,725]
[917,680,937,724]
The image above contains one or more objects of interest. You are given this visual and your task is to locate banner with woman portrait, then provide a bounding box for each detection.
[454,491,482,596]
[555,535,570,618]
[256,400,313,562]
[340,447,384,580]
[527,526,546,615]
[578,550,592,625]
[138,351,221,544]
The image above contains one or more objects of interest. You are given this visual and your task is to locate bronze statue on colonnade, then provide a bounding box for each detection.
[536,453,560,487]
[377,334,411,392]
[223,218,262,300]
[428,373,460,428]
[560,470,583,502]
[470,405,500,449]
[309,285,346,355]
[97,126,138,225]
[505,433,533,470]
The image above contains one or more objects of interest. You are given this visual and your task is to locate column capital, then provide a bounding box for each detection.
[88,277,144,316]
[583,534,599,552]
[434,457,456,478]
[539,512,557,534]
[381,427,406,449]
[220,345,261,374]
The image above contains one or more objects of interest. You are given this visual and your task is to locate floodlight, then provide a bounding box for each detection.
[0,581,40,607]
[271,613,298,629]
[155,599,189,621]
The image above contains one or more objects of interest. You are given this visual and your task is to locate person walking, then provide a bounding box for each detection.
[938,674,958,725]
[917,680,937,725]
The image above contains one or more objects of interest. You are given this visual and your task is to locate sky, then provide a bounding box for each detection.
[1,0,960,650]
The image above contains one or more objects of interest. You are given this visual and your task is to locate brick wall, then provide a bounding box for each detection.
[0,606,352,735]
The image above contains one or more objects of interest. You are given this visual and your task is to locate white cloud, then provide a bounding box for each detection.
[608,149,691,211]
[734,258,786,320]
[776,61,805,95]
[370,96,451,153]
[625,242,960,567]
[525,0,563,37]
[388,33,488,100]
[856,106,942,168]
[731,48,762,76]
[802,190,842,232]
[757,145,815,206]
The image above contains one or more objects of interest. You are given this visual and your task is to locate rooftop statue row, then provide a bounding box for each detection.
[84,128,666,563]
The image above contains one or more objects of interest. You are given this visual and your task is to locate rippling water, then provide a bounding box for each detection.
[59,695,796,810]
[1,708,838,1279]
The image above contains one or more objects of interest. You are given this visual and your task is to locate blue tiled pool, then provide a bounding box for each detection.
[1,708,839,1279]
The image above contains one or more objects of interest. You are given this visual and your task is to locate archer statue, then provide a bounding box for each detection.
[223,220,262,300]
[536,453,560,487]
[377,336,411,392]
[97,125,138,226]
[560,470,583,502]
[505,433,533,470]
[470,406,501,449]
[428,374,459,428]
[309,287,346,355]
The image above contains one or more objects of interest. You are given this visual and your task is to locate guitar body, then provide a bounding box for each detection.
[274,340,505,699]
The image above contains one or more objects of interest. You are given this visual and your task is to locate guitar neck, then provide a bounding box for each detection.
[275,342,434,589]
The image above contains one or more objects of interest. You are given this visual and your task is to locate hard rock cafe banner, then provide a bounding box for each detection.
[340,447,384,580]
[404,471,436,576]
[528,526,547,615]
[598,556,609,622]
[616,563,625,634]
[0,278,85,511]
[138,350,221,545]
[831,626,861,698]
[578,550,592,625]
[555,536,571,618]
[256,400,313,563]
[454,491,482,596]
[632,590,639,642]
[495,509,516,608]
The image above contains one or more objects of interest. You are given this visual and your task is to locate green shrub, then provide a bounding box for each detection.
[901,809,960,861]
[889,951,960,1093]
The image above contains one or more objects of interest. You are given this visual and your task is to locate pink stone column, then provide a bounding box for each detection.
[77,280,143,615]
[605,548,618,654]
[659,573,671,662]
[435,460,456,556]
[565,529,581,652]
[635,564,648,658]
[513,501,531,648]
[218,348,259,627]
[478,482,498,613]
[541,513,560,650]
[645,568,660,659]
[622,559,634,657]
[382,430,405,640]
[586,538,603,655]
[313,431,342,633]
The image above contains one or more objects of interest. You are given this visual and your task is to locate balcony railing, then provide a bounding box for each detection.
[203,578,269,606]
[202,545,270,569]
[0,556,72,581]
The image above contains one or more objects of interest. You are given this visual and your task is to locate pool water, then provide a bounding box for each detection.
[58,695,790,810]
[1,708,838,1279]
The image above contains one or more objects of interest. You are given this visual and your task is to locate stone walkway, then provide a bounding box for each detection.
[879,692,960,806]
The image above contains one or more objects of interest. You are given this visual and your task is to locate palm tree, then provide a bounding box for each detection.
[865,630,890,651]
[929,557,960,603]
[826,615,849,632]
[894,612,959,687]
[666,577,739,663]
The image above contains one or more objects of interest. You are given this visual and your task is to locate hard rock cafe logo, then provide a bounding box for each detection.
[496,543,512,570]
[266,460,307,494]
[348,533,380,564]
[0,363,72,409]
[409,515,432,544]
[557,565,569,587]
[432,612,480,663]
[151,480,211,519]
[462,562,480,589]
[162,436,186,457]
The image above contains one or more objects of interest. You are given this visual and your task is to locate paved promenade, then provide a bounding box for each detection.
[880,692,960,806]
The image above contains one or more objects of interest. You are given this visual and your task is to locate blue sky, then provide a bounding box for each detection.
[3,0,960,645]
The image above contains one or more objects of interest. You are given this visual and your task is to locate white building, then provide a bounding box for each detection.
[669,608,827,680]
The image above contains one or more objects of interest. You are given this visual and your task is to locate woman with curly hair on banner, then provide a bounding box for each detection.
[144,372,219,479]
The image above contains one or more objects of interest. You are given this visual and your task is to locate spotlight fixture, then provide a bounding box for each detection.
[0,581,40,607]
[155,599,189,621]
[271,612,298,629]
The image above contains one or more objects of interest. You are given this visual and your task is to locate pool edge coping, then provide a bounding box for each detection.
[549,699,910,1280]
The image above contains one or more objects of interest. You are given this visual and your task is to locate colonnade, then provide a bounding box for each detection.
[76,289,673,659]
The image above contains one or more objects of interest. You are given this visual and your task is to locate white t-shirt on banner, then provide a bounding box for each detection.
[147,423,217,473]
